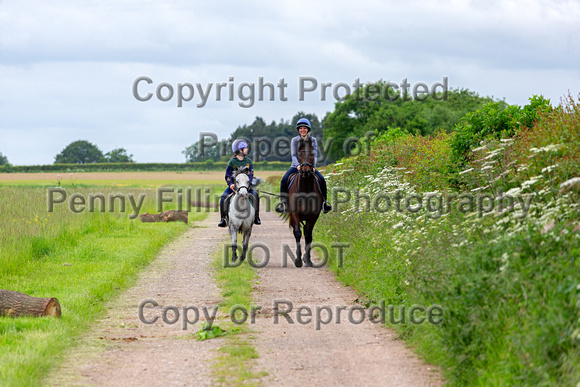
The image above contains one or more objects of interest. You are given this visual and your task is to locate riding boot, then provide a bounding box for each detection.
[275,192,288,214]
[253,193,261,225]
[218,197,228,227]
[320,178,332,214]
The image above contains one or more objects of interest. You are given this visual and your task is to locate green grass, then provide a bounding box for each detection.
[0,185,212,386]
[316,94,580,385]
[0,179,224,188]
[210,242,267,386]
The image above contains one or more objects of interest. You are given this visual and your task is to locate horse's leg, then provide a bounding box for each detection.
[230,227,238,262]
[303,223,313,267]
[241,228,251,262]
[292,216,303,268]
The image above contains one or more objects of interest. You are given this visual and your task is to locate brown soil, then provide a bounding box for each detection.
[46,210,443,386]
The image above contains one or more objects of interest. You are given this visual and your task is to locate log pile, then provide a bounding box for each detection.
[139,210,188,224]
[0,289,62,318]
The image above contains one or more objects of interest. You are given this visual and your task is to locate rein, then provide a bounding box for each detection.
[257,189,282,198]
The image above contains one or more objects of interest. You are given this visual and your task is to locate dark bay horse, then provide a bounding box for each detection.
[286,137,323,267]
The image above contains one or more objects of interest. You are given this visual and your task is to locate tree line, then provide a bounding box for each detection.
[54,141,134,164]
[1,84,497,167]
[185,86,497,163]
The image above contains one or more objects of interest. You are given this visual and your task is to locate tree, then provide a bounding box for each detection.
[104,148,135,163]
[183,112,324,163]
[182,139,225,162]
[54,140,104,164]
[0,152,8,166]
[323,83,496,161]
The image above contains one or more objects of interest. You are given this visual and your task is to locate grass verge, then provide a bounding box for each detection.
[316,94,580,385]
[210,241,267,386]
[0,186,208,386]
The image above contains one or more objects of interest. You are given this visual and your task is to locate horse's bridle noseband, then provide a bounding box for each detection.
[234,175,250,194]
[299,162,314,176]
[298,147,315,176]
[236,183,250,193]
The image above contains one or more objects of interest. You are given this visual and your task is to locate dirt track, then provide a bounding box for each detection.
[46,211,442,386]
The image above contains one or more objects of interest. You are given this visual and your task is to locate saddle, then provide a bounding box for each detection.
[224,191,256,217]
[287,172,322,192]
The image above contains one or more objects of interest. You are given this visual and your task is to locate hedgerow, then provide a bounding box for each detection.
[318,93,580,385]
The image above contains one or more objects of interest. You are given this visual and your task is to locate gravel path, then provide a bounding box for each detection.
[250,210,443,386]
[47,210,443,386]
[46,214,228,386]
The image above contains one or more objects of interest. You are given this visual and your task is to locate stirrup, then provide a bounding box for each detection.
[275,202,286,214]
[322,201,332,214]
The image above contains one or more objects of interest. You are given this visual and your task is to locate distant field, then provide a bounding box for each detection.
[0,171,286,187]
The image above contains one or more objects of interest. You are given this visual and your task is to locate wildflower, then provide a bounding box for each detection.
[541,164,558,173]
[541,220,556,234]
[529,144,563,153]
[559,177,580,194]
[521,176,542,190]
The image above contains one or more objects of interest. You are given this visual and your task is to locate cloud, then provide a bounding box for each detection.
[0,0,579,165]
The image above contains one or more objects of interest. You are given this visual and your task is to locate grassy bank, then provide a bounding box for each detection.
[211,243,266,385]
[0,186,212,386]
[316,94,580,385]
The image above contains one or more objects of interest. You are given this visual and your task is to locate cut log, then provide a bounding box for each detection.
[139,210,188,224]
[0,289,61,318]
[139,213,161,222]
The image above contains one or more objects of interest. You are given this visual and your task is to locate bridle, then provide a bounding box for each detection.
[234,175,250,195]
[298,149,315,177]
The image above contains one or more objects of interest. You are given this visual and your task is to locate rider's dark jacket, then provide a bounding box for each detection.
[225,156,254,186]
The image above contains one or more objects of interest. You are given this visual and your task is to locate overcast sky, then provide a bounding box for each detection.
[1,0,579,165]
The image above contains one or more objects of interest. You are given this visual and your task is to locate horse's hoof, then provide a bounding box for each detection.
[232,257,237,263]
[240,255,246,262]
[304,260,313,267]
[294,258,303,268]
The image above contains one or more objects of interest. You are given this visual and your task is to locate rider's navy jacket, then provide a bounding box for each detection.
[225,156,254,186]
[290,135,318,168]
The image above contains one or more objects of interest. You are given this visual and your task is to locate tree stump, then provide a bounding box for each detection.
[0,289,62,318]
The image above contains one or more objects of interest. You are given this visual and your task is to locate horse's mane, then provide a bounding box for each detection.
[298,135,312,150]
